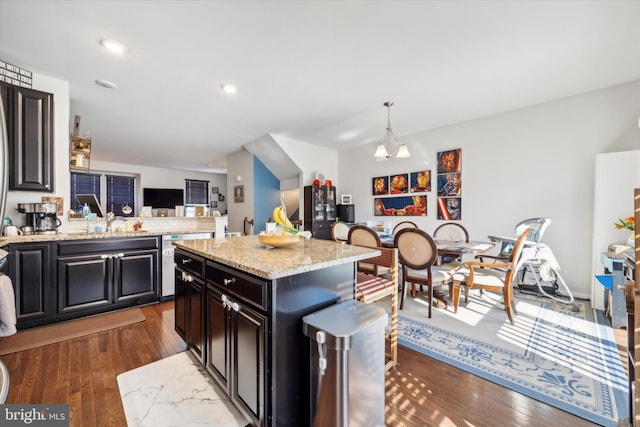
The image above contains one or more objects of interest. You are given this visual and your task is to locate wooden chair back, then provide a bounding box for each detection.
[394,228,438,270]
[331,221,350,242]
[348,225,381,248]
[392,221,418,234]
[433,222,469,242]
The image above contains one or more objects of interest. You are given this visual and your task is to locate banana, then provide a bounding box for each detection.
[272,206,283,225]
[272,205,293,228]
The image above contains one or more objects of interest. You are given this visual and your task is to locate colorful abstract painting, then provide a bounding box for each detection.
[374,196,427,216]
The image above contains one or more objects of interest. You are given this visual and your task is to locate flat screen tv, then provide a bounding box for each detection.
[143,188,184,209]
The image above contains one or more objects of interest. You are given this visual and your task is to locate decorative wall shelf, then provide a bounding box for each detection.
[70,134,91,171]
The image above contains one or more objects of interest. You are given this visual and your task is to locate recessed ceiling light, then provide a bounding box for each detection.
[221,84,238,94]
[95,79,118,89]
[100,39,128,54]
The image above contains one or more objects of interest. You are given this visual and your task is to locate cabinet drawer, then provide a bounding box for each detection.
[206,261,268,311]
[58,236,159,256]
[175,249,205,278]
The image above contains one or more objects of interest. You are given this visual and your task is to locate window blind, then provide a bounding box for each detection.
[106,175,136,216]
[185,179,209,205]
[70,172,101,213]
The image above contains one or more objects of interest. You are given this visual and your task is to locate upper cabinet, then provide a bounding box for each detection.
[0,82,54,192]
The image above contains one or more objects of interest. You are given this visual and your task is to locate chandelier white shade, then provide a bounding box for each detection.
[374,101,410,159]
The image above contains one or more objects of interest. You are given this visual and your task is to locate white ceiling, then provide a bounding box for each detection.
[1,0,639,174]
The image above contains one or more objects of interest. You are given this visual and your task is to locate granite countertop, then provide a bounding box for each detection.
[0,228,217,247]
[173,235,380,280]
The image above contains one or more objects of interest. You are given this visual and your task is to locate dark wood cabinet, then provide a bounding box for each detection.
[176,245,354,426]
[304,184,337,240]
[206,281,266,425]
[7,242,55,329]
[0,82,54,192]
[57,248,158,314]
[174,269,188,341]
[5,236,160,330]
[174,249,206,363]
[57,254,111,313]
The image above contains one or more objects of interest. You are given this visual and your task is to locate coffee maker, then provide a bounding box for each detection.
[17,203,61,234]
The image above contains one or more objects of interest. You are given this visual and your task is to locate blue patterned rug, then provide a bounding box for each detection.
[391,291,628,426]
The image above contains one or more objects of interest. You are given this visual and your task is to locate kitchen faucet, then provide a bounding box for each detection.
[105,212,121,232]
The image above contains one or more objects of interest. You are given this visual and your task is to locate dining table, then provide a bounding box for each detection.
[377,232,496,310]
[378,233,495,257]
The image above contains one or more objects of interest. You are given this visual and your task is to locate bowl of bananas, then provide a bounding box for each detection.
[258,233,303,248]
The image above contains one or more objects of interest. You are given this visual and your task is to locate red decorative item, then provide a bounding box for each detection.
[313,179,321,186]
[325,179,332,187]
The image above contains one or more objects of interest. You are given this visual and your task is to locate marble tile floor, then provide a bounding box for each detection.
[117,351,249,427]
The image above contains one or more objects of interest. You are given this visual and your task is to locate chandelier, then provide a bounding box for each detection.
[374,101,410,159]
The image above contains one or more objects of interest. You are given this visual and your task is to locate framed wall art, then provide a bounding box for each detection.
[389,174,409,194]
[374,195,426,216]
[372,176,388,195]
[437,149,461,174]
[234,186,244,203]
[410,170,431,193]
[437,173,461,197]
[437,197,461,220]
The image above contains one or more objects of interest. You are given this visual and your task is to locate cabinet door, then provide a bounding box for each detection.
[114,249,159,302]
[58,254,111,313]
[187,277,205,362]
[206,285,230,389]
[0,83,54,192]
[232,302,267,425]
[8,243,53,325]
[174,269,188,341]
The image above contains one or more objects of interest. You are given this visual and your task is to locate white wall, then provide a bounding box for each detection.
[226,148,253,234]
[338,79,640,300]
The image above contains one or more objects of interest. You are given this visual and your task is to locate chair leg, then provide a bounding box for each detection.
[503,286,515,325]
[411,282,417,298]
[399,278,406,310]
[452,281,461,314]
[427,284,433,318]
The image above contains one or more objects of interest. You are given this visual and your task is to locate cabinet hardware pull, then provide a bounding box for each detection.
[186,274,193,282]
[101,254,110,259]
[182,259,191,264]
[222,294,228,309]
[117,253,124,258]
[232,302,240,312]
[223,278,235,286]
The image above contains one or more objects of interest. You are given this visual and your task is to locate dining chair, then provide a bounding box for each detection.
[433,222,469,243]
[394,228,458,318]
[451,227,530,325]
[433,222,469,264]
[353,246,399,371]
[348,225,389,277]
[330,221,350,242]
[392,221,418,234]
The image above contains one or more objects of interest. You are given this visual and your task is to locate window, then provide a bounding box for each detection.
[185,179,209,205]
[70,172,101,213]
[106,175,136,216]
[70,172,136,216]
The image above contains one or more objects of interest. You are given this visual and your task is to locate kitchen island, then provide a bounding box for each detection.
[172,235,379,427]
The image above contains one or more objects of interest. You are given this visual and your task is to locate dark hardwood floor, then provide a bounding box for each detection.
[0,301,607,426]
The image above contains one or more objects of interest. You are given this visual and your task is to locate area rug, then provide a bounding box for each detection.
[377,290,629,426]
[117,352,249,427]
[0,307,145,355]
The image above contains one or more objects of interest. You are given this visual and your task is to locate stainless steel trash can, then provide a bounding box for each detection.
[302,300,388,427]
